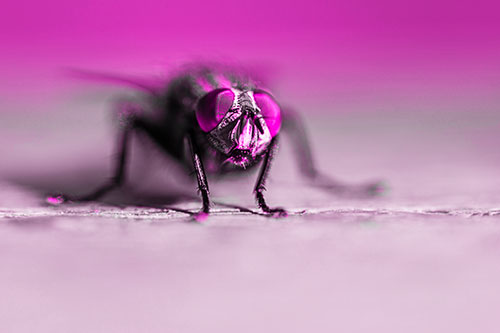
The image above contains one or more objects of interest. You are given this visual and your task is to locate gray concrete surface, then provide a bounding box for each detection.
[2,106,500,332]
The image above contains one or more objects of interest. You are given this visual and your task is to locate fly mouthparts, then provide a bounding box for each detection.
[231,149,252,158]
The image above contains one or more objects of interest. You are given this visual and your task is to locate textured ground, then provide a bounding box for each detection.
[2,107,500,332]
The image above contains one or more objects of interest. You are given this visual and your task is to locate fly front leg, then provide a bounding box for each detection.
[282,108,385,197]
[187,132,211,219]
[254,136,288,217]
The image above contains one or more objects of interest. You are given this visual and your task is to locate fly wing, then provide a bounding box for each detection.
[63,68,165,95]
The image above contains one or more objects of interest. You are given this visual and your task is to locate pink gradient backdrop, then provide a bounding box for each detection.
[1,0,499,113]
[2,2,500,332]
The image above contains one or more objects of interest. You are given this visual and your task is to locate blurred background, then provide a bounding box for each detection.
[1,0,499,110]
[2,1,500,332]
[1,0,499,199]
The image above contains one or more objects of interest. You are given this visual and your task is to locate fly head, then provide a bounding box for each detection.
[195,88,282,168]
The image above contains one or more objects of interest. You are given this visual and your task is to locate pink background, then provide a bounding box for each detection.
[2,2,500,332]
[2,0,499,113]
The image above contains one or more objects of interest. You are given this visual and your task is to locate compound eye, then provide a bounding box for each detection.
[195,89,235,132]
[254,92,281,137]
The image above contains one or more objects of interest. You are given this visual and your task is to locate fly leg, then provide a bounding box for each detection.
[187,132,211,220]
[254,136,288,217]
[282,108,385,197]
[47,102,138,205]
[79,127,131,201]
[48,123,133,204]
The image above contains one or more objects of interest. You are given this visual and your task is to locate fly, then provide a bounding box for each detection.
[48,64,383,219]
